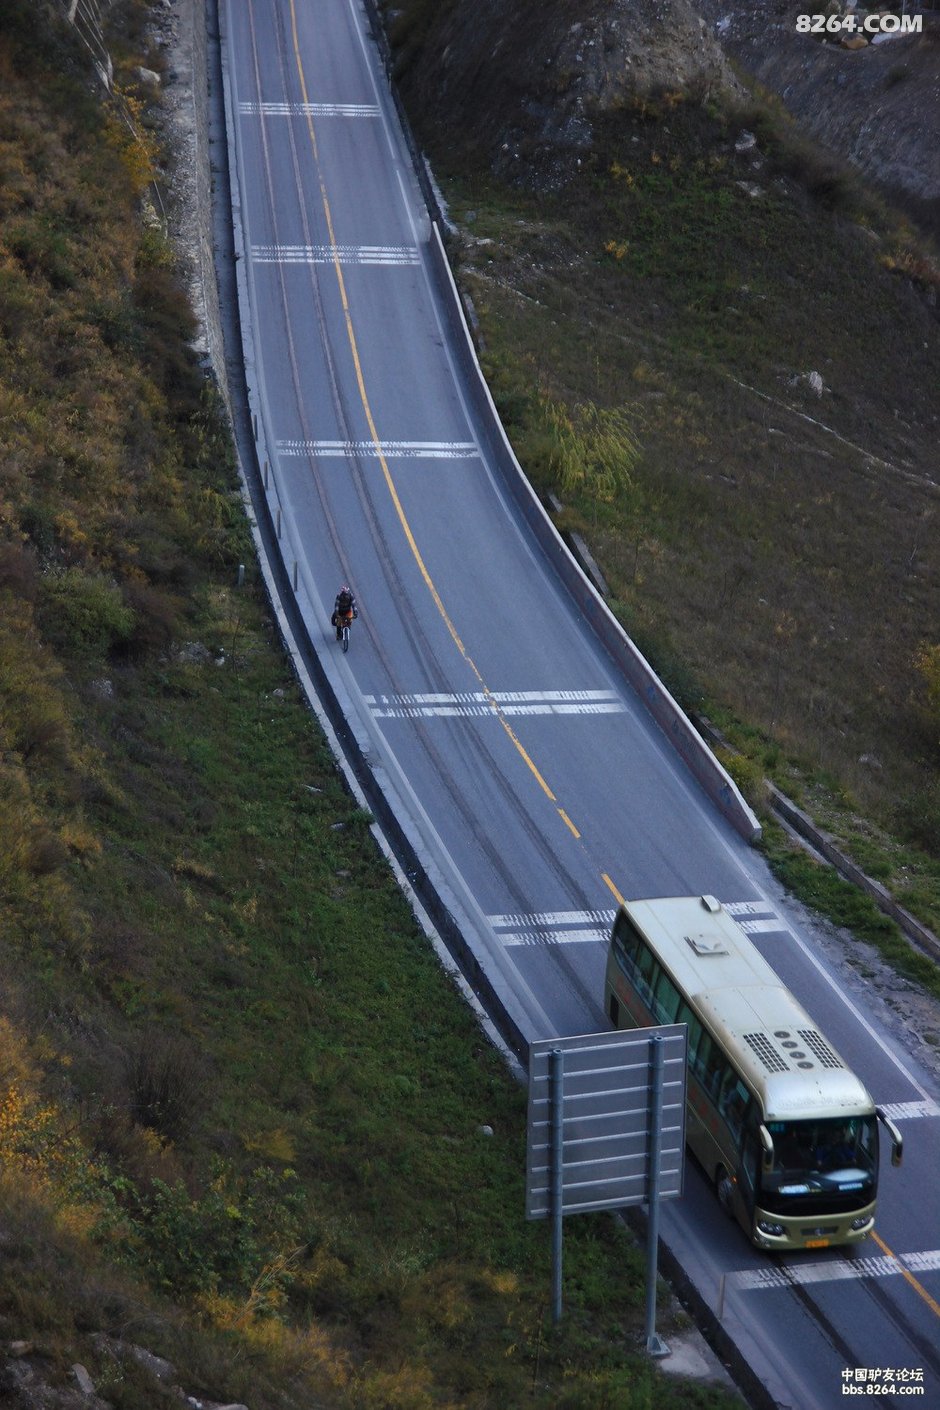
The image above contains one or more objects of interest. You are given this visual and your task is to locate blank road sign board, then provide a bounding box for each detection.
[526,1026,687,1219]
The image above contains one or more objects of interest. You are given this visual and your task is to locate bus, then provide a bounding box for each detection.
[604,894,903,1251]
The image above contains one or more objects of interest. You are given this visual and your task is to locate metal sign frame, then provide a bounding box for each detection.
[526,1025,687,1348]
[526,1026,687,1217]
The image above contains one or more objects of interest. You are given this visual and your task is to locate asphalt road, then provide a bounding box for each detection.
[218,1,940,1405]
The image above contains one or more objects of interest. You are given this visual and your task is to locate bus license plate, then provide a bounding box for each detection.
[805,1238,830,1249]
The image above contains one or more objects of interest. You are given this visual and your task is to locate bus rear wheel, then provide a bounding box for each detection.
[716,1167,735,1217]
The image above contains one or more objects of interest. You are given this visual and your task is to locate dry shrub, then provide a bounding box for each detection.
[0,1015,39,1094]
[26,830,70,877]
[91,918,147,975]
[38,566,136,661]
[120,578,180,655]
[913,642,940,745]
[896,782,940,858]
[91,1107,184,1191]
[132,263,201,407]
[124,1033,203,1143]
[0,770,59,896]
[0,607,73,765]
[0,542,38,600]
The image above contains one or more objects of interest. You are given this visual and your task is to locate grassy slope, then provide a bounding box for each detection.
[0,7,743,1409]
[382,4,940,949]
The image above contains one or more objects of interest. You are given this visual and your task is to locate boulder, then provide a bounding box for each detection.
[71,1364,97,1397]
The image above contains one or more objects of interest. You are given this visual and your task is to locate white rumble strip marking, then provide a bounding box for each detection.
[730,1251,940,1293]
[877,1099,940,1121]
[724,900,794,938]
[365,690,626,720]
[239,101,380,117]
[488,909,617,949]
[252,244,419,266]
[277,439,480,459]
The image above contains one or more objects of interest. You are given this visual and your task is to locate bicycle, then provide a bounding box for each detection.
[336,612,354,652]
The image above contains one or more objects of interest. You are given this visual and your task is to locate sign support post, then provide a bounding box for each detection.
[525,1025,686,1356]
[550,1047,564,1324]
[645,1034,669,1357]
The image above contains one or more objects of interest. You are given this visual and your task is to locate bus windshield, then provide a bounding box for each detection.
[761,1115,878,1198]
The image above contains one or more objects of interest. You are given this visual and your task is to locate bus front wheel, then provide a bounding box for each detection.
[716,1167,735,1218]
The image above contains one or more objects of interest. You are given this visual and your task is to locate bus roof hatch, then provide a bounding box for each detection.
[685,931,730,956]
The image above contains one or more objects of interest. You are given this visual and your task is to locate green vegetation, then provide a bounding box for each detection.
[0,6,742,1408]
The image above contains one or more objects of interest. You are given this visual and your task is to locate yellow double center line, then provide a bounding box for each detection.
[870,1230,940,1319]
[287,0,620,884]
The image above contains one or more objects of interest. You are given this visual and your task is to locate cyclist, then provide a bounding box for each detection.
[331,584,358,641]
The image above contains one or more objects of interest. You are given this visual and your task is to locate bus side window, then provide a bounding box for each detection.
[691,1029,711,1086]
[652,968,680,1024]
[677,1005,702,1067]
[719,1072,750,1147]
[613,921,642,995]
[700,1037,726,1102]
[613,915,641,968]
[634,944,657,1009]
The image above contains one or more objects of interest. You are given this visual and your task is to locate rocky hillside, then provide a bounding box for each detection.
[389,0,940,240]
[388,0,737,184]
[696,0,940,238]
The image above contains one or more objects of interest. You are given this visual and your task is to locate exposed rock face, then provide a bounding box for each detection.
[696,2,940,235]
[390,0,735,180]
[391,0,940,230]
[544,0,733,105]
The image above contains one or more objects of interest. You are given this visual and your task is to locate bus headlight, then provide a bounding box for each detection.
[850,1215,872,1231]
[756,1220,785,1237]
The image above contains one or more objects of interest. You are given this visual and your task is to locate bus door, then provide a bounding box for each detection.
[714,1068,754,1224]
[736,1103,763,1223]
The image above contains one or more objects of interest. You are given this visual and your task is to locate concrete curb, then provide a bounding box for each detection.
[692,715,940,964]
[768,784,940,964]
